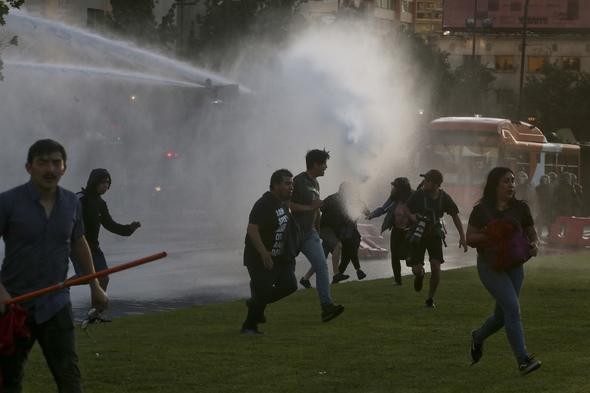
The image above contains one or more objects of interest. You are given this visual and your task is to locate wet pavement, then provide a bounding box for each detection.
[3,219,574,320]
[66,223,478,319]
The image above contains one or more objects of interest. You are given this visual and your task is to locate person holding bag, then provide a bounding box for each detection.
[466,167,541,375]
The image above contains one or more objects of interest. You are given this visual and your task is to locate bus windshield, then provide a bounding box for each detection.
[420,144,499,185]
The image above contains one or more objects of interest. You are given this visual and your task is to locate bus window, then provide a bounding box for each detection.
[424,144,498,185]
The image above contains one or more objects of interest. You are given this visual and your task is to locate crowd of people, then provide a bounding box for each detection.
[515,169,585,236]
[240,148,543,376]
[0,141,549,391]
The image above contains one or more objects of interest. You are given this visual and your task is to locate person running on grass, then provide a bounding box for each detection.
[291,149,344,322]
[466,167,541,375]
[366,177,414,286]
[241,169,298,334]
[302,182,368,285]
[406,169,467,308]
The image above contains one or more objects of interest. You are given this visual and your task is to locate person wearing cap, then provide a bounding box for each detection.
[406,169,467,308]
[76,169,141,294]
[366,177,415,285]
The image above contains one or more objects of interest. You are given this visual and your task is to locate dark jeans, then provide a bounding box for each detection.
[1,304,81,393]
[338,238,361,274]
[390,228,409,283]
[243,259,297,329]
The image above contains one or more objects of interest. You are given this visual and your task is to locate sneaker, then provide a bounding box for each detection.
[356,269,367,280]
[299,277,312,289]
[245,299,266,324]
[96,312,112,323]
[425,298,436,308]
[331,273,350,284]
[470,330,483,366]
[414,273,425,292]
[519,356,542,375]
[240,327,264,335]
[321,303,344,322]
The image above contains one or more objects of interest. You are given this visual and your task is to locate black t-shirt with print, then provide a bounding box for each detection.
[244,191,291,266]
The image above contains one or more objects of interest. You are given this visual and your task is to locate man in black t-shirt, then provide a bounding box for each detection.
[406,169,468,308]
[241,169,298,334]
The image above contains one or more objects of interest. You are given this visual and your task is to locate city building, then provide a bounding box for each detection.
[23,0,175,29]
[431,0,590,113]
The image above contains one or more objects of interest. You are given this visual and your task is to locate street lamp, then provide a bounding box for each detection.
[465,0,478,62]
[517,0,531,120]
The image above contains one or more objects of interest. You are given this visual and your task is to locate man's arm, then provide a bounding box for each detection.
[0,199,9,313]
[70,235,109,311]
[246,224,273,270]
[100,202,140,236]
[524,226,539,257]
[0,283,10,314]
[290,200,322,212]
[451,213,468,252]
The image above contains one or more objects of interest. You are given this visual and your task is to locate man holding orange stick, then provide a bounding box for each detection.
[0,139,108,393]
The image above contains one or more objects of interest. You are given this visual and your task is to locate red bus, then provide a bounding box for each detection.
[416,117,581,210]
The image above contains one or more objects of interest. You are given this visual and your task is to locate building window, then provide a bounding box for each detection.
[495,55,515,72]
[567,0,579,19]
[416,1,442,20]
[527,56,547,73]
[560,57,580,71]
[402,0,411,13]
[510,1,522,12]
[377,0,394,10]
[489,0,500,11]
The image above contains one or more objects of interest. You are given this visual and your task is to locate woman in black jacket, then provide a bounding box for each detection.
[367,177,414,285]
[77,168,141,291]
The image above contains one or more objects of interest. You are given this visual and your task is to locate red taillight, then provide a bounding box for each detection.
[164,150,179,159]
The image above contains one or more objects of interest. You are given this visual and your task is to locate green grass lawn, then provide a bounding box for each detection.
[24,252,590,393]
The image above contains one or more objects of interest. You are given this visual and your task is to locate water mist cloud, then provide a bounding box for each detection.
[0,13,424,241]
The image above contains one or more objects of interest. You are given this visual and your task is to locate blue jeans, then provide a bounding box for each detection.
[474,256,528,363]
[301,229,332,306]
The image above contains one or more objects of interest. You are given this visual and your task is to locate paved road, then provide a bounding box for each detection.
[66,223,477,318]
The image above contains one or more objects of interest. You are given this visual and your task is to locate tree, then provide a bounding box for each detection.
[448,61,496,116]
[156,3,177,51]
[109,0,157,43]
[397,31,455,117]
[0,0,23,25]
[0,0,23,81]
[523,63,590,142]
[195,0,304,64]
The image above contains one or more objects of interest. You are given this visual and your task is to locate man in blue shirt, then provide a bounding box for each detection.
[0,139,109,393]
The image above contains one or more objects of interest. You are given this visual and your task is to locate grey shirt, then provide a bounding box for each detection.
[292,172,320,235]
[0,181,84,323]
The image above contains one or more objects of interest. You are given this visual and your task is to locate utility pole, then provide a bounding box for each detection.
[517,0,531,120]
[471,0,477,62]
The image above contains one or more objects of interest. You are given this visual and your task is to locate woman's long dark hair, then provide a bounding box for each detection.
[481,167,515,206]
[391,177,413,203]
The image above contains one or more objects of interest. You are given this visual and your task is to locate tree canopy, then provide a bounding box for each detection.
[523,63,590,142]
